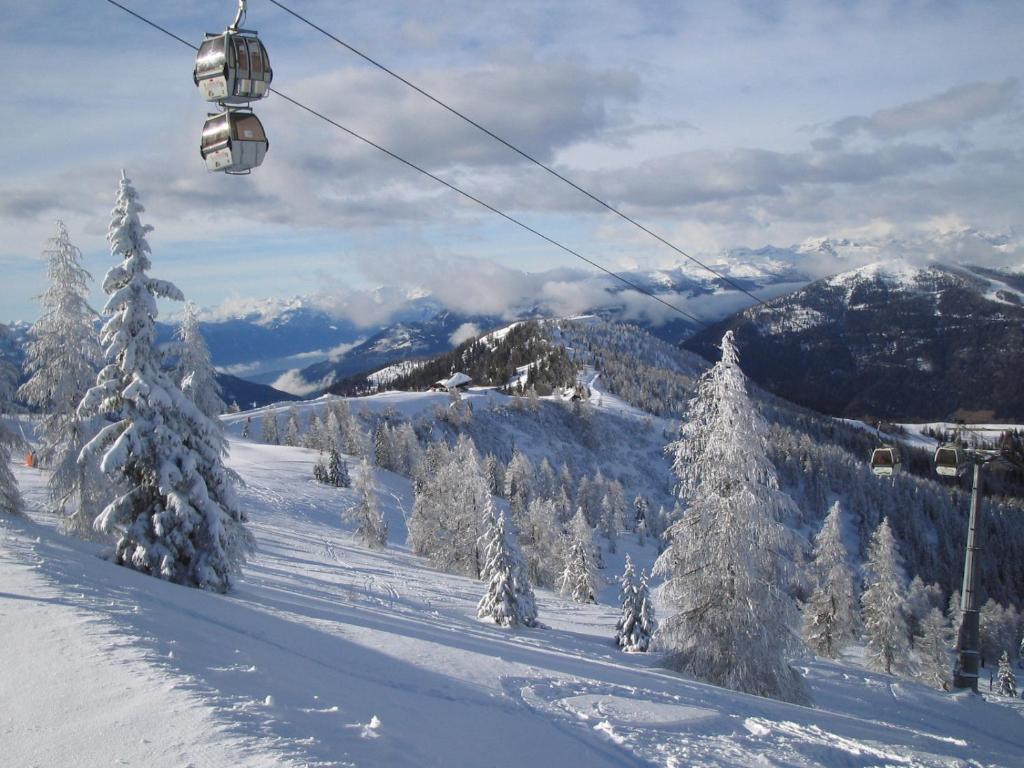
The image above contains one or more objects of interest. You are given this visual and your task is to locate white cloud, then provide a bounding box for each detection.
[831,80,1020,139]
[449,322,481,345]
[272,369,336,397]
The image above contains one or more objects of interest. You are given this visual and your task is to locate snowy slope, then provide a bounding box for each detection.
[4,398,1024,766]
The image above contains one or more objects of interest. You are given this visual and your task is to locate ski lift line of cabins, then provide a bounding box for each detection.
[195,1,271,174]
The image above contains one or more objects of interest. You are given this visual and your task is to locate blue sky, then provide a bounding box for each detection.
[2,0,1022,322]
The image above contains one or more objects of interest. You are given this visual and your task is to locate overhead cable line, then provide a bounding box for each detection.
[266,0,768,308]
[102,0,709,328]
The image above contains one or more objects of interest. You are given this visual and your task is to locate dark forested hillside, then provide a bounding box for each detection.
[329,320,577,396]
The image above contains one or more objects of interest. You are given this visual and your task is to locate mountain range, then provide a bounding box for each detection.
[684,261,1024,421]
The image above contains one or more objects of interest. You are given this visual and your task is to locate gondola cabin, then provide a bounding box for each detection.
[870,446,901,477]
[194,30,272,105]
[934,445,965,477]
[201,110,268,174]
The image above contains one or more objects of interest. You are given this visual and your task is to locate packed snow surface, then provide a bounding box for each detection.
[4,391,1024,767]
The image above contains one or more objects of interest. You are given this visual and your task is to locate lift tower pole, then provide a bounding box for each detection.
[953,461,984,691]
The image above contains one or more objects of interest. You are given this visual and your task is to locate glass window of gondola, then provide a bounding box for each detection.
[233,37,250,76]
[202,113,231,146]
[196,36,226,78]
[233,114,265,141]
[247,38,265,77]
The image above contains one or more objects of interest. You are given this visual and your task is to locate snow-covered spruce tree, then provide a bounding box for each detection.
[284,406,301,447]
[860,517,910,675]
[802,501,857,659]
[915,608,952,690]
[998,651,1017,696]
[559,507,598,604]
[260,412,279,444]
[0,324,23,516]
[980,599,1014,667]
[947,589,963,637]
[304,413,326,450]
[78,172,250,591]
[373,422,392,469]
[175,301,224,421]
[518,497,564,588]
[504,449,533,518]
[536,458,557,503]
[16,221,105,533]
[615,555,656,652]
[327,447,351,488]
[477,500,538,628]
[633,495,648,533]
[344,459,387,549]
[409,435,489,577]
[906,576,942,640]
[655,330,806,704]
[599,493,619,554]
[483,453,503,496]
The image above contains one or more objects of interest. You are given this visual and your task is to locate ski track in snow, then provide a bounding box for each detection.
[4,410,1024,767]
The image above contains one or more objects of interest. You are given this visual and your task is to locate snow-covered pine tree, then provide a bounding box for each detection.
[915,607,952,690]
[304,413,326,450]
[906,576,937,640]
[802,501,857,658]
[518,497,564,588]
[390,422,420,476]
[947,589,963,637]
[599,492,618,554]
[559,507,598,603]
[655,330,806,704]
[979,599,1014,667]
[536,458,557,503]
[16,221,104,533]
[261,412,279,444]
[0,324,22,516]
[327,447,351,488]
[175,301,224,421]
[632,494,648,533]
[997,651,1016,696]
[860,517,910,675]
[483,453,503,496]
[78,172,250,591]
[313,453,327,484]
[344,459,387,549]
[284,406,301,447]
[476,500,538,628]
[323,408,342,449]
[504,450,533,518]
[409,435,489,576]
[615,555,656,652]
[373,422,391,468]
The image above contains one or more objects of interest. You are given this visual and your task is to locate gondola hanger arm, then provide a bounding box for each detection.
[231,0,246,31]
